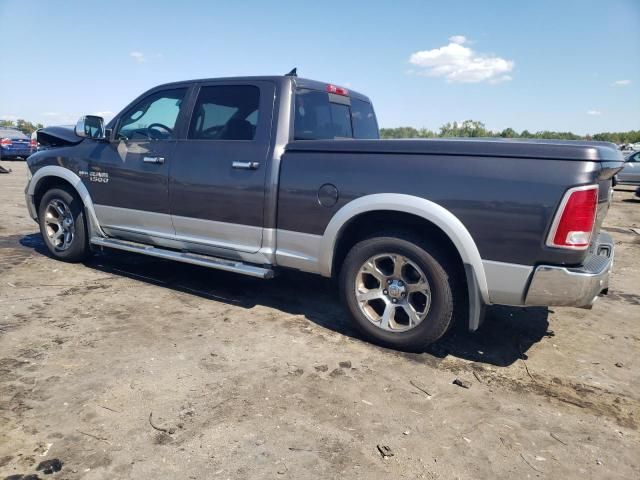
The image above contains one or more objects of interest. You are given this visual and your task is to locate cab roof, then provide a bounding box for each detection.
[152,76,372,103]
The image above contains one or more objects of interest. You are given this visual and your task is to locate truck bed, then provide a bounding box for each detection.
[279,138,623,267]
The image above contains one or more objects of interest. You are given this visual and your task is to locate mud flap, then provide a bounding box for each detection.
[465,263,486,331]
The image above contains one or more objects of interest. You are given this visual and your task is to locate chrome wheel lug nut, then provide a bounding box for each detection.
[383,289,388,295]
[387,279,392,284]
[392,298,397,304]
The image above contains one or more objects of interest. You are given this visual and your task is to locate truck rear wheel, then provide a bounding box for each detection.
[339,233,454,351]
[38,186,90,262]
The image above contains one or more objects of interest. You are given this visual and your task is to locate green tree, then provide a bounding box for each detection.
[593,130,640,144]
[500,128,518,138]
[14,119,43,135]
[439,120,489,137]
[417,128,437,138]
[378,124,639,144]
[380,126,422,139]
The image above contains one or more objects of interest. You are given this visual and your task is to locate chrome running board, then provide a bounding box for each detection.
[90,237,274,279]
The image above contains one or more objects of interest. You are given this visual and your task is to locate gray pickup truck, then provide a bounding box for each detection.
[25,74,623,350]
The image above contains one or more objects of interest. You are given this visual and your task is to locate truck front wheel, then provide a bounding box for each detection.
[38,186,90,262]
[339,233,455,351]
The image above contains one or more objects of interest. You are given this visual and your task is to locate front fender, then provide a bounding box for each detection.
[27,165,105,237]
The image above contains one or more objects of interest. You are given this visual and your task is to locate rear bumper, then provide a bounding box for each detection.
[524,232,614,309]
[1,148,33,158]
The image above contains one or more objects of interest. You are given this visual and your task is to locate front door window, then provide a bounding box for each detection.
[116,88,186,141]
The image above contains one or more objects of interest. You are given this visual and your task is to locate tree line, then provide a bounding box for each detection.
[0,119,45,135]
[380,120,640,145]
[2,117,639,145]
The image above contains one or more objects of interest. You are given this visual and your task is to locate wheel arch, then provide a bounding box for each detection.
[320,194,489,327]
[28,166,104,237]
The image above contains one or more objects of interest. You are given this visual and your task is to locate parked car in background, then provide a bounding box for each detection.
[0,127,36,160]
[614,150,640,186]
[620,143,640,152]
[31,130,39,152]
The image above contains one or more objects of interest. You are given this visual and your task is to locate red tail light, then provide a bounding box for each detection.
[29,139,37,149]
[0,138,11,147]
[547,185,598,249]
[326,84,349,96]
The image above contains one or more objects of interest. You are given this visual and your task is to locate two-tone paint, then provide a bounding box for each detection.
[25,75,624,331]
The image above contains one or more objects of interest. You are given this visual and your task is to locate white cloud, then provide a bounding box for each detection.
[130,51,146,63]
[587,110,602,116]
[409,38,514,83]
[449,35,467,45]
[130,51,163,63]
[0,114,19,121]
[612,79,631,86]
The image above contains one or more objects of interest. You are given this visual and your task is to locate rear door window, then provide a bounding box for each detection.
[294,89,378,140]
[188,85,260,140]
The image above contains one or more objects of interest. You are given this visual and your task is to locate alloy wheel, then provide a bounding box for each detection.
[355,253,431,332]
[44,199,75,250]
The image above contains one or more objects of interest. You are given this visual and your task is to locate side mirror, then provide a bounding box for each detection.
[75,115,106,140]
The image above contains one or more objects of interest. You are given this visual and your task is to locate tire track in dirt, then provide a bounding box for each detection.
[0,234,41,275]
[444,362,638,430]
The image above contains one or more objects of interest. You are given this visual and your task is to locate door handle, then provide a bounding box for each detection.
[232,161,260,170]
[143,156,165,164]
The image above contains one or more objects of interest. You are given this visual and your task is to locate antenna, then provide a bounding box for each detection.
[285,68,297,77]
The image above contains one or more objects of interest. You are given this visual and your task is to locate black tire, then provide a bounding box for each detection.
[339,232,455,351]
[38,186,90,262]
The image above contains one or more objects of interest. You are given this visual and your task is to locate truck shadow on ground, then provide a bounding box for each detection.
[18,232,550,367]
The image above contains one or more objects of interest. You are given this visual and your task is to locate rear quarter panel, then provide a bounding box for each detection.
[277,151,602,267]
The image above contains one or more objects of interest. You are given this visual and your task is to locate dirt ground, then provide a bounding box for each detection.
[0,160,638,480]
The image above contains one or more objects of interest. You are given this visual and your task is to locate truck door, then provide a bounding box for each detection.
[169,81,275,253]
[88,87,189,240]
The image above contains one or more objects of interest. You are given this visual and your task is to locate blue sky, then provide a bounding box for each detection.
[0,0,638,135]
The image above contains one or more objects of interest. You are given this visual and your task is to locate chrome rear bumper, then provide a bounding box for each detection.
[524,232,614,309]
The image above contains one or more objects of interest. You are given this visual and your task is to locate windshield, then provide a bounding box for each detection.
[294,89,379,140]
[0,129,28,139]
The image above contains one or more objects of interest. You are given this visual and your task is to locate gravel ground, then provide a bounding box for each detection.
[1,160,638,479]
